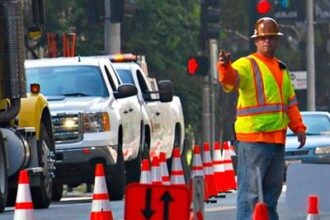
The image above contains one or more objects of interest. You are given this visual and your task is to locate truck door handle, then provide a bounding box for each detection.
[124,108,133,114]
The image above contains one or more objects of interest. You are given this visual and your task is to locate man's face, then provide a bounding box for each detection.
[254,35,279,57]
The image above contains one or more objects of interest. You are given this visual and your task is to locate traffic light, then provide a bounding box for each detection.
[278,0,289,8]
[256,0,272,15]
[111,0,124,23]
[187,56,209,76]
[201,0,221,39]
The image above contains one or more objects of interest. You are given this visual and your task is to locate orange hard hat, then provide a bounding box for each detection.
[250,17,283,38]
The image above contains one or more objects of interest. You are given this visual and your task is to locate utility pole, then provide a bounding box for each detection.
[209,39,218,148]
[202,76,211,145]
[104,0,121,54]
[306,0,315,111]
[200,0,220,147]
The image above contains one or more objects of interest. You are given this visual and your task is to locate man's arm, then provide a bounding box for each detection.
[217,50,239,92]
[287,105,306,148]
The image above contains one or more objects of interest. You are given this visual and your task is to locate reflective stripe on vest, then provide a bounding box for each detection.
[237,104,288,116]
[250,58,266,105]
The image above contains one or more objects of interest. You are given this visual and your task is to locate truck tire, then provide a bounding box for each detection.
[51,182,63,201]
[31,124,54,209]
[106,129,125,201]
[125,150,141,184]
[0,132,8,213]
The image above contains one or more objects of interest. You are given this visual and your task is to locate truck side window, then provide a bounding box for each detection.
[136,70,151,100]
[104,65,117,91]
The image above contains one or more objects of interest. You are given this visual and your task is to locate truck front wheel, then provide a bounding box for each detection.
[31,124,55,208]
[0,132,8,213]
[51,182,63,201]
[106,129,125,200]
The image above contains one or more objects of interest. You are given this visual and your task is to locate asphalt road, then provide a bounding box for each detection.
[2,185,330,220]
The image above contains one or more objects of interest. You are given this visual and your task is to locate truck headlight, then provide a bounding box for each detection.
[82,112,110,133]
[315,146,330,155]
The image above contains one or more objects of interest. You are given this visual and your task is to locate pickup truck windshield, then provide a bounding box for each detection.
[26,66,109,97]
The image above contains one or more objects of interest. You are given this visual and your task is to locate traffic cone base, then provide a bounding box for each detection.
[90,164,113,220]
[14,170,35,220]
[222,141,237,191]
[213,141,226,194]
[307,195,320,220]
[203,143,218,198]
[170,148,186,186]
[253,202,269,220]
[159,152,170,185]
[140,159,151,184]
[151,156,162,185]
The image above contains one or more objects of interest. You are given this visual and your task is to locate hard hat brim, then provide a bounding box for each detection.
[250,32,283,39]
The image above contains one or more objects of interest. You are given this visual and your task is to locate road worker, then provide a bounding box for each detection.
[217,17,306,220]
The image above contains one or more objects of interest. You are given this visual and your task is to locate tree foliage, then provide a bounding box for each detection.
[39,0,330,143]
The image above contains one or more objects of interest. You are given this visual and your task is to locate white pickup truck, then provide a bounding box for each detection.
[109,54,185,170]
[25,56,145,201]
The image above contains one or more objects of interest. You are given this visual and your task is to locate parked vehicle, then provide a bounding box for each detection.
[0,0,55,212]
[108,54,185,171]
[285,111,330,165]
[25,56,143,201]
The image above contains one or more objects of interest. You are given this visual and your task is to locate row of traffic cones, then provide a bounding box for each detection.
[140,148,186,186]
[11,154,321,220]
[191,142,237,202]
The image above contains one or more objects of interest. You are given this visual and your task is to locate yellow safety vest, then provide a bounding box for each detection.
[232,55,297,134]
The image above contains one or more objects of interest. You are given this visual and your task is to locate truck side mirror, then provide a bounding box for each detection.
[158,80,173,102]
[114,84,137,99]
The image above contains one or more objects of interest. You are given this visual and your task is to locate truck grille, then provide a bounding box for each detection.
[52,113,83,144]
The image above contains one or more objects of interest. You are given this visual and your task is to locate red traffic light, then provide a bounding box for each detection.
[187,56,209,76]
[257,0,271,14]
[187,57,199,75]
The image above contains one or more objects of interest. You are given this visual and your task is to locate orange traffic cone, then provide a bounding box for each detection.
[213,141,226,194]
[306,195,320,220]
[170,148,186,186]
[203,142,218,198]
[90,163,113,220]
[159,152,170,185]
[253,202,269,220]
[151,156,162,185]
[190,144,209,201]
[222,141,237,191]
[14,170,35,220]
[140,159,151,184]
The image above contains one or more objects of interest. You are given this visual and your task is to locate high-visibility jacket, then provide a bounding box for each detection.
[232,55,297,134]
[218,53,306,144]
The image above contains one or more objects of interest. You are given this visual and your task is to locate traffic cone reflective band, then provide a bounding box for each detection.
[159,152,170,185]
[213,141,226,194]
[140,159,151,184]
[190,144,209,201]
[223,141,237,190]
[14,170,35,220]
[170,148,186,186]
[203,142,218,197]
[307,195,320,220]
[151,156,162,185]
[90,163,113,220]
[253,202,269,220]
[191,145,204,178]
